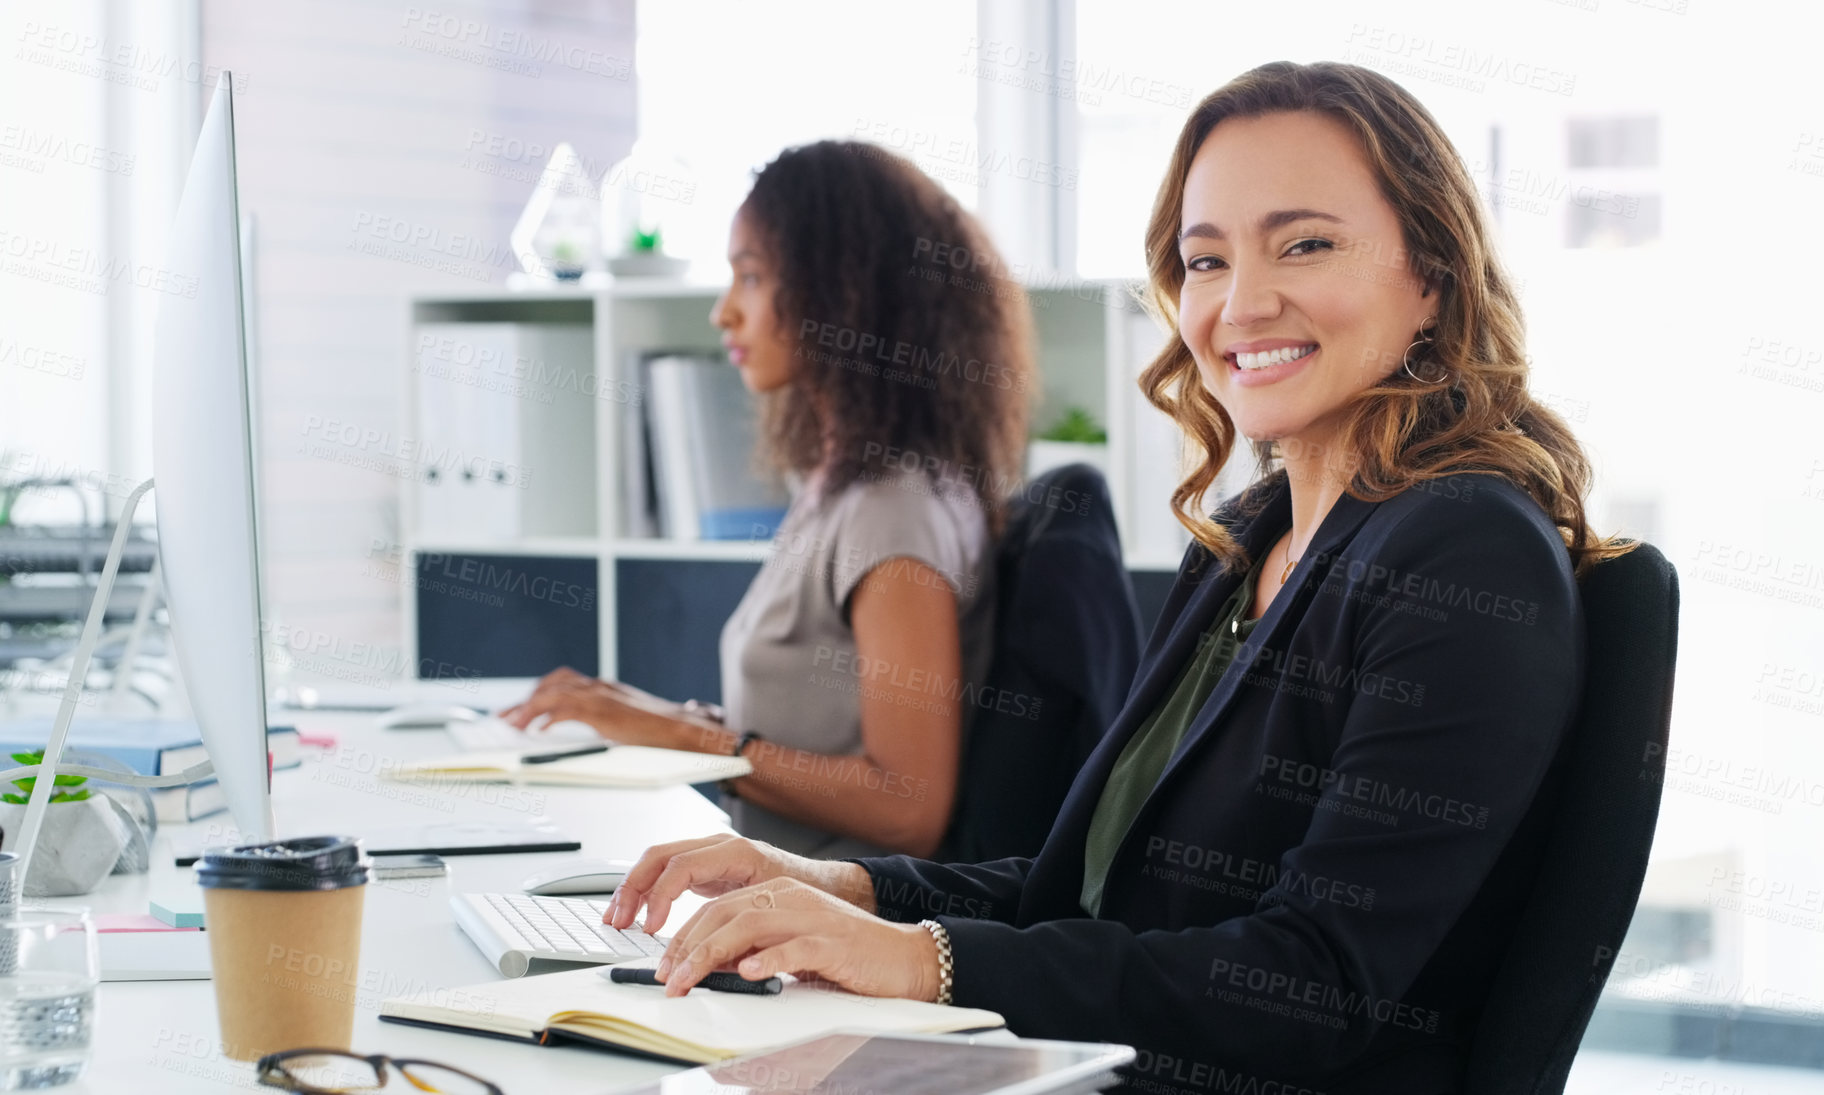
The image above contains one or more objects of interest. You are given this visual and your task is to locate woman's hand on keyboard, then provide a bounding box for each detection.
[499,667,701,748]
[607,835,874,935]
[652,877,938,1002]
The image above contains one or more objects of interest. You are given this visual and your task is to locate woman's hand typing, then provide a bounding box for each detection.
[498,667,709,749]
[605,834,876,935]
[650,877,940,1001]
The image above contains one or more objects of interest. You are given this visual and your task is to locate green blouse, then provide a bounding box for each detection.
[1079,548,1270,917]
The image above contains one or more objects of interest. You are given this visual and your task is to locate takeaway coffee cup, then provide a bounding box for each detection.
[196,836,371,1060]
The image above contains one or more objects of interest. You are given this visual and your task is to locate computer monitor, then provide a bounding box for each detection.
[151,72,275,841]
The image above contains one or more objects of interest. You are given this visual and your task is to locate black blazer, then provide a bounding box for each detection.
[857,470,1585,1095]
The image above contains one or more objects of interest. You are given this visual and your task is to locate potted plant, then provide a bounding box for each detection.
[0,752,132,897]
[609,220,688,278]
[1027,406,1110,479]
[547,239,587,282]
[601,140,694,279]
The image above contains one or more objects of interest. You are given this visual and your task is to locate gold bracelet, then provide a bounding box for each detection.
[917,919,954,1006]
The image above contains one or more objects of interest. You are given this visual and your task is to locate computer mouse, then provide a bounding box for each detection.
[377,703,484,730]
[521,859,635,896]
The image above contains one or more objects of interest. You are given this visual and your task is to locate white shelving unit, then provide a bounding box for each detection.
[399,278,1182,681]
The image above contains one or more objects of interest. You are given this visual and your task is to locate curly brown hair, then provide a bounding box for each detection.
[739,140,1035,532]
[1139,61,1632,577]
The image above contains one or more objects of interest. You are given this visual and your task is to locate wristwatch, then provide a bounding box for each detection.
[720,730,763,799]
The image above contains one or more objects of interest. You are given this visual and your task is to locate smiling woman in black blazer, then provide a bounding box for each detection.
[602,61,1634,1094]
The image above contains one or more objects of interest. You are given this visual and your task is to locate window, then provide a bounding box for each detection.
[1563,116,1660,248]
[633,0,979,272]
[0,0,112,525]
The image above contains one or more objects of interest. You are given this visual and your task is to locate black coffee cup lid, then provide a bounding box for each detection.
[195,835,371,892]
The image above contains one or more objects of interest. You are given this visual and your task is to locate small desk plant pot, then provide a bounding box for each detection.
[0,752,131,897]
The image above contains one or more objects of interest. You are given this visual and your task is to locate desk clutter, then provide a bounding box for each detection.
[0,719,306,897]
[30,715,1142,1093]
[120,834,1021,1080]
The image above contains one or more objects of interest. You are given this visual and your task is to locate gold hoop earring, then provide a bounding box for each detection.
[1402,318,1446,384]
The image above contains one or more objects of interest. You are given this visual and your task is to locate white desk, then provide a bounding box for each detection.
[46,711,734,1093]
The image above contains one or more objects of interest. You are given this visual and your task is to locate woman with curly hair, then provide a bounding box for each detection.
[504,141,1034,860]
[602,61,1635,1093]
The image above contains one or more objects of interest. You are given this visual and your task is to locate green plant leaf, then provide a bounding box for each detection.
[5,751,86,795]
[51,789,90,803]
[630,224,662,253]
[1037,406,1107,444]
[0,794,23,805]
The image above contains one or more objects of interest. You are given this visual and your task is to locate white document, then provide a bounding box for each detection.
[384,744,751,789]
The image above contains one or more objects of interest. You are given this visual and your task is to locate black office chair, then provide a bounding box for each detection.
[940,464,1142,862]
[1463,541,1681,1095]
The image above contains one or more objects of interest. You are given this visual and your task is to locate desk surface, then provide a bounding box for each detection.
[49,711,734,1094]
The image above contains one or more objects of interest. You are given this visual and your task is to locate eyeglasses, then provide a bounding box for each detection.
[256,1048,503,1095]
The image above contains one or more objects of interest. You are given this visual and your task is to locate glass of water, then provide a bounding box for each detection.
[0,910,96,1089]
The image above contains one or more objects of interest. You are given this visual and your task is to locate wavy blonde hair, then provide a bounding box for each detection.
[1139,61,1630,577]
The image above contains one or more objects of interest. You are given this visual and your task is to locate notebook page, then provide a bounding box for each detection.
[383,964,1003,1062]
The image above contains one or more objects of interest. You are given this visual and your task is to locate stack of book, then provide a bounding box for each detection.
[0,718,301,822]
[621,353,789,541]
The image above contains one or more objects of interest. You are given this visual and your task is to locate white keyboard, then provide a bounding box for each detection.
[447,716,601,753]
[452,892,668,978]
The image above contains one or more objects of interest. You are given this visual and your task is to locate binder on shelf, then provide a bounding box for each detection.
[412,322,597,542]
[643,355,788,541]
[618,350,660,540]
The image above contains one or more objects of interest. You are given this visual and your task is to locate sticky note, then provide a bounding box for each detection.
[148,898,206,928]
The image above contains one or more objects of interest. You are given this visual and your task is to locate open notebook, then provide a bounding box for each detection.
[380,963,1004,1064]
[382,745,752,789]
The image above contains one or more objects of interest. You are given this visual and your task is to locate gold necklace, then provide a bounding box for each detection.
[1237,537,1298,635]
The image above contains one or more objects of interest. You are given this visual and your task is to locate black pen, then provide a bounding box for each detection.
[604,966,783,995]
[519,743,611,765]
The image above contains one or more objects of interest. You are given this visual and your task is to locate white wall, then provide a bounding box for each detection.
[199,0,637,680]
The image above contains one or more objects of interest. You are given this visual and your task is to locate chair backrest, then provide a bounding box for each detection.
[941,463,1142,862]
[1464,541,1681,1095]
